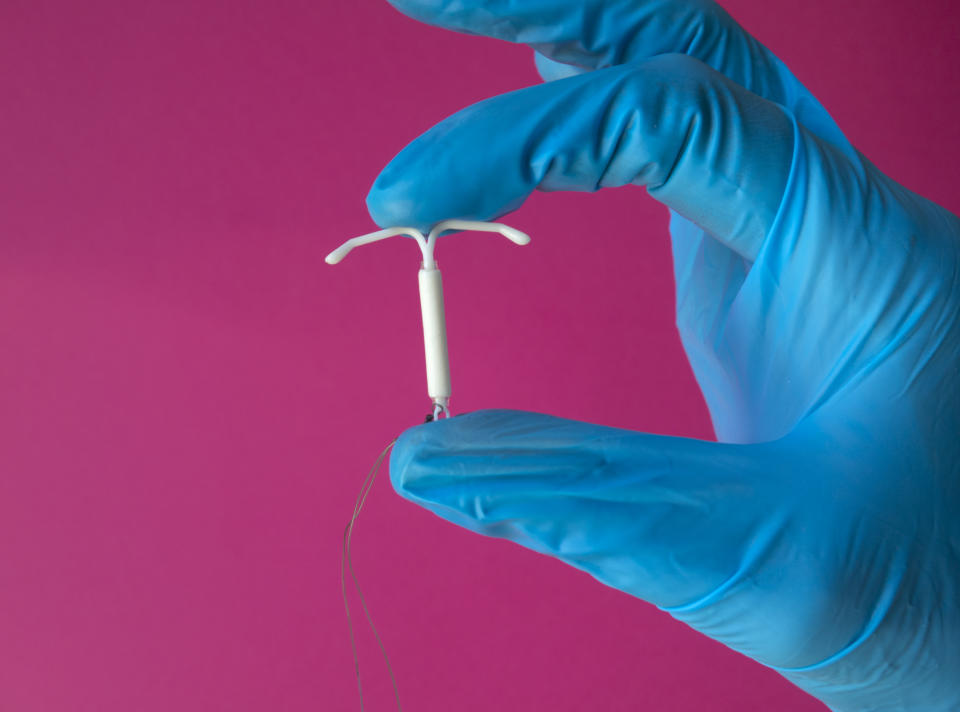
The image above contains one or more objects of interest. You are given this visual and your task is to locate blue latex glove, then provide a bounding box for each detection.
[367,2,960,709]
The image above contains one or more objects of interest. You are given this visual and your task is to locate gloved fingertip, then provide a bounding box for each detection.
[388,409,520,489]
[365,169,418,230]
[534,50,588,82]
[366,153,500,233]
[389,419,429,491]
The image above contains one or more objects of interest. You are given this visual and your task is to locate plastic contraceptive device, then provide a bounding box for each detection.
[326,219,530,420]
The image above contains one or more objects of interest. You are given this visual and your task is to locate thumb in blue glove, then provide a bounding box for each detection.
[368,2,960,710]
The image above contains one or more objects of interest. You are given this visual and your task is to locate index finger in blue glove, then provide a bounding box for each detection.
[385,0,849,149]
[368,54,793,261]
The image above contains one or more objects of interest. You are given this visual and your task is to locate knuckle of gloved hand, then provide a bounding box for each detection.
[616,53,719,120]
[633,52,714,82]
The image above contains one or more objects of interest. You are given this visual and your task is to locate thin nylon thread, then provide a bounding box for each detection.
[341,439,402,711]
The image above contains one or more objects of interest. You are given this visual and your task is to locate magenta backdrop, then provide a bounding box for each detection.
[1,1,958,710]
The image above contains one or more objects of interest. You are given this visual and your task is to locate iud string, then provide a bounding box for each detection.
[340,439,400,711]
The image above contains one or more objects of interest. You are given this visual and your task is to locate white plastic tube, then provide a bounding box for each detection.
[418,267,450,409]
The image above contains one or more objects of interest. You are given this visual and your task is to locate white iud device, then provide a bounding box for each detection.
[325,219,530,420]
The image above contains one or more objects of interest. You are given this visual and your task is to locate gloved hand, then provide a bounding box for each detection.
[366,2,960,710]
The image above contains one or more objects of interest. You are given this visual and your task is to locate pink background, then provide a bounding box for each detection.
[1,1,958,710]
